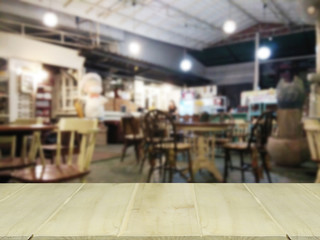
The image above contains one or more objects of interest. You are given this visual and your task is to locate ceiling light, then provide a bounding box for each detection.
[43,12,58,28]
[128,42,141,55]
[307,6,316,15]
[257,46,271,60]
[180,59,192,72]
[223,20,237,34]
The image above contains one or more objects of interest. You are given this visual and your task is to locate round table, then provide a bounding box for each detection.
[0,124,55,164]
[175,122,234,182]
[0,124,54,133]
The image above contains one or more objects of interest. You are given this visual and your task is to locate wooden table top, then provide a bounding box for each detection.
[0,183,319,239]
[0,124,55,133]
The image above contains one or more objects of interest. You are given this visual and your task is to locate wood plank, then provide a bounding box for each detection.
[0,184,25,201]
[33,183,136,240]
[0,183,82,240]
[247,184,320,239]
[301,183,320,198]
[119,183,202,238]
[195,184,286,239]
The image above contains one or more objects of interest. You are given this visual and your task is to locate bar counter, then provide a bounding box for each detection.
[1,183,319,239]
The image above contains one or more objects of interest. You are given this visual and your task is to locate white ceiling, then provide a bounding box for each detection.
[21,0,304,50]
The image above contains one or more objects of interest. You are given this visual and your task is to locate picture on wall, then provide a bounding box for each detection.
[19,73,34,94]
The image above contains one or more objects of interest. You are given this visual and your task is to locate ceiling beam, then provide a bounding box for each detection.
[80,0,209,47]
[155,0,222,32]
[228,0,260,23]
[262,0,293,25]
[85,62,135,75]
[83,50,212,86]
[86,0,104,14]
[269,0,294,25]
[63,0,73,8]
[98,1,126,18]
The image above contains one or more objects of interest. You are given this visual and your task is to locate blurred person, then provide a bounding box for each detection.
[168,100,177,120]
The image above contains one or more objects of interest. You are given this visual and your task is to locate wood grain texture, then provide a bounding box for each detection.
[0,183,82,240]
[301,183,320,199]
[195,184,286,239]
[34,184,136,240]
[119,184,202,238]
[0,184,25,201]
[1,184,320,239]
[247,184,320,240]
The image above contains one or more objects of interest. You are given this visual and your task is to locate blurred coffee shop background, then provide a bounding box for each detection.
[0,0,320,184]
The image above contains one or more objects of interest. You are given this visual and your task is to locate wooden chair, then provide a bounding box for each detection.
[144,110,193,183]
[210,113,235,147]
[42,118,83,163]
[0,136,30,171]
[0,118,43,173]
[304,119,320,183]
[232,119,250,143]
[120,116,144,163]
[139,115,173,173]
[11,118,98,183]
[223,111,275,183]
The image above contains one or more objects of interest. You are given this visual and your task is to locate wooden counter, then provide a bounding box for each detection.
[0,183,320,239]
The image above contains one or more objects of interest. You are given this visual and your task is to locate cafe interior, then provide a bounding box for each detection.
[0,0,319,185]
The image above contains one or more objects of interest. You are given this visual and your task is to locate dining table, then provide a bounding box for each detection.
[0,124,55,166]
[175,122,234,182]
[1,183,320,239]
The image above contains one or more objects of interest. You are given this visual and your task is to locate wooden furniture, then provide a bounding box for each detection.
[104,120,123,143]
[1,183,320,239]
[121,116,143,163]
[0,58,9,123]
[52,69,78,117]
[0,136,30,172]
[139,115,172,173]
[11,118,98,183]
[144,110,193,183]
[223,111,275,183]
[176,122,233,182]
[105,98,138,112]
[210,113,235,151]
[0,124,54,171]
[304,118,320,183]
[42,119,82,164]
[35,85,52,124]
[0,136,15,159]
[210,112,235,123]
[11,118,43,161]
[232,119,250,142]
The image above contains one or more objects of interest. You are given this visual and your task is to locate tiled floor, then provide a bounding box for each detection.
[86,144,317,183]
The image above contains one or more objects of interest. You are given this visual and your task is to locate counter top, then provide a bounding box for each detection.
[0,183,319,239]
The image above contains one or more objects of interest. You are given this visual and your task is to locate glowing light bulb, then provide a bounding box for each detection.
[128,42,141,55]
[223,20,237,34]
[257,46,271,60]
[43,12,58,27]
[180,59,192,72]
